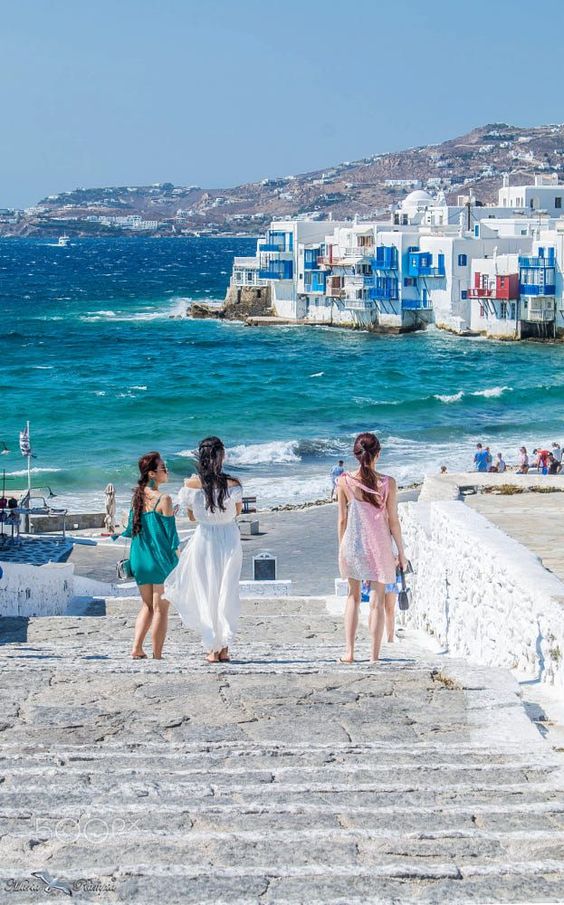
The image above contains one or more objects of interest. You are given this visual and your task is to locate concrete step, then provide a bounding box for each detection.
[2,864,564,905]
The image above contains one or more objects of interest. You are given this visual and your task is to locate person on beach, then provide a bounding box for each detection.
[548,453,561,475]
[113,452,179,660]
[517,446,529,474]
[533,448,550,474]
[337,432,407,663]
[164,436,243,663]
[552,442,562,465]
[330,460,345,500]
[473,443,489,472]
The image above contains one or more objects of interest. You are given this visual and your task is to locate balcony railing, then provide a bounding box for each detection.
[373,247,398,270]
[342,245,374,258]
[234,257,259,267]
[258,261,294,280]
[259,242,285,252]
[518,255,556,268]
[468,287,495,298]
[524,303,556,323]
[402,299,431,310]
[344,299,376,311]
[326,288,346,299]
[519,283,556,296]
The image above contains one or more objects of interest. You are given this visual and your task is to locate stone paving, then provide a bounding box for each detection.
[466,491,564,583]
[1,596,564,903]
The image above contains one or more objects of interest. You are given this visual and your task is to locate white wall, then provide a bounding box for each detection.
[400,500,564,687]
[0,561,74,616]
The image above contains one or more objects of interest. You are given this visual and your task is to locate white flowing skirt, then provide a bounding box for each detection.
[164,523,242,651]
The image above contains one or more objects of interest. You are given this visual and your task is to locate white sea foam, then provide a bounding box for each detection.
[5,467,62,477]
[309,371,324,378]
[471,386,512,398]
[129,385,147,391]
[434,391,464,403]
[31,365,54,370]
[227,440,301,466]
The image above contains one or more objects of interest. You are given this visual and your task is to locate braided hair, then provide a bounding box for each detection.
[197,436,240,512]
[132,451,161,535]
[352,432,382,508]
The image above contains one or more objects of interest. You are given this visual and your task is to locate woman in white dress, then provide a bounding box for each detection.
[164,436,243,663]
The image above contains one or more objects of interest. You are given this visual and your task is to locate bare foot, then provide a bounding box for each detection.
[218,647,230,662]
[338,656,354,664]
[152,653,163,660]
[207,651,220,663]
[131,650,147,659]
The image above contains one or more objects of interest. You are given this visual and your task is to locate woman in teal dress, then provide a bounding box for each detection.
[114,451,179,660]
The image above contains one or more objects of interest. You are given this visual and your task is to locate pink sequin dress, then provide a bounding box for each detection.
[338,472,397,584]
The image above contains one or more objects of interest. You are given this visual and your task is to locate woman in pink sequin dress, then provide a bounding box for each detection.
[337,432,407,663]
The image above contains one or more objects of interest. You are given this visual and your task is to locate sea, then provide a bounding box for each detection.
[1,236,563,515]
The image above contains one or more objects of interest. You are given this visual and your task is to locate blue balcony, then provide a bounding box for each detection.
[259,230,293,253]
[407,251,445,278]
[373,245,398,270]
[304,270,325,293]
[519,282,556,296]
[304,248,322,270]
[368,277,399,302]
[258,260,294,280]
[402,298,431,310]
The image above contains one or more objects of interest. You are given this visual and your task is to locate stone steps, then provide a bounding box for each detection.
[1,596,563,902]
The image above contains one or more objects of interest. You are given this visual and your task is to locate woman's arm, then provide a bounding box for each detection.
[112,508,133,540]
[337,479,348,544]
[386,478,407,570]
[157,494,174,516]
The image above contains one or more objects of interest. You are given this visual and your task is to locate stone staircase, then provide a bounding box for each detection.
[0,597,563,903]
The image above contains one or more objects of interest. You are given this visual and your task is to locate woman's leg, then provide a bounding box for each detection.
[132,584,154,657]
[385,591,396,643]
[343,579,361,662]
[369,582,386,662]
[151,585,170,659]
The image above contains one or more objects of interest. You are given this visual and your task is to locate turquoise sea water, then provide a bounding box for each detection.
[1,237,563,511]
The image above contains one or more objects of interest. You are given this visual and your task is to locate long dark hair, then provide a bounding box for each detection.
[353,432,381,508]
[132,451,161,535]
[197,436,240,512]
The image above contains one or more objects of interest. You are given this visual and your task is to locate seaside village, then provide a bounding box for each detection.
[228,174,564,339]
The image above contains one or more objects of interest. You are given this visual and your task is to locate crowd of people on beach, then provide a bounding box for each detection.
[114,433,405,665]
[472,441,563,475]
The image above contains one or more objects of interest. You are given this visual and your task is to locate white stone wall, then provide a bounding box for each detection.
[400,500,564,687]
[0,561,74,617]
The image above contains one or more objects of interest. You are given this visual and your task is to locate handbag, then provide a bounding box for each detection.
[397,566,412,611]
[116,534,133,581]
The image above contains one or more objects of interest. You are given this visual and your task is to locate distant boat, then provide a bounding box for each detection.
[57,234,70,247]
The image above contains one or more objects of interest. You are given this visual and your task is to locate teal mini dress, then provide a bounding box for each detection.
[117,496,180,586]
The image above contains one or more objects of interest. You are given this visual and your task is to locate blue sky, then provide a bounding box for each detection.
[2,0,563,207]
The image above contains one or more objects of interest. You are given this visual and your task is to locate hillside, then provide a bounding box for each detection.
[3,123,564,237]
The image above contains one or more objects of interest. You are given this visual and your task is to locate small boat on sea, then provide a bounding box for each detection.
[57,234,70,247]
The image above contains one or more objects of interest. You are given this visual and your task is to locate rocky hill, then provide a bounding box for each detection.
[3,123,564,237]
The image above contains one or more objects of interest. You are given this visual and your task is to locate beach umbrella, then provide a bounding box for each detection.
[104,483,116,534]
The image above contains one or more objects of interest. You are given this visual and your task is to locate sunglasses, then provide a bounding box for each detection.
[157,463,168,471]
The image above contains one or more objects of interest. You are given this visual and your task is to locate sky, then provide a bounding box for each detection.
[2,0,564,208]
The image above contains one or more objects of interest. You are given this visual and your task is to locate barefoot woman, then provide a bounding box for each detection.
[337,432,407,663]
[114,451,179,659]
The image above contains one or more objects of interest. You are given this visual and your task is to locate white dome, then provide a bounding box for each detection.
[401,189,434,209]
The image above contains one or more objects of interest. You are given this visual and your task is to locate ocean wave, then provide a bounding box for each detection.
[309,371,324,378]
[433,386,512,404]
[226,440,301,466]
[472,386,512,398]
[434,391,464,403]
[5,467,62,477]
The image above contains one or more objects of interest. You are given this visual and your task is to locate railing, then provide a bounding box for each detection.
[519,283,556,296]
[326,287,346,298]
[373,247,398,270]
[468,287,495,298]
[234,257,259,267]
[258,261,294,280]
[369,288,399,302]
[344,299,376,310]
[347,276,373,289]
[258,242,285,252]
[402,299,431,310]
[525,307,556,323]
[344,245,374,258]
[519,255,556,268]
[408,263,445,278]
